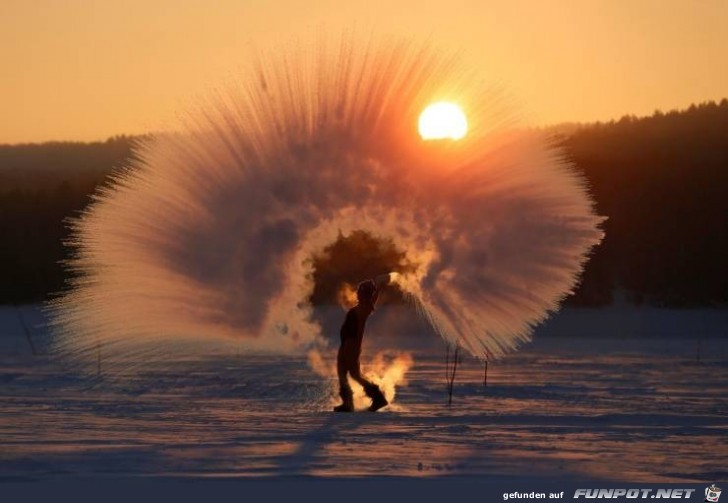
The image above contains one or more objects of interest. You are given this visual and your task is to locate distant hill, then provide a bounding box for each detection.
[0,136,135,191]
[1,101,727,307]
[562,99,728,307]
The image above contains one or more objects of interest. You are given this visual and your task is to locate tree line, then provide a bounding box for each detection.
[1,101,727,307]
[562,99,728,307]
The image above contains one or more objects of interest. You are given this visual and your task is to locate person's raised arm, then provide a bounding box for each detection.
[370,273,393,307]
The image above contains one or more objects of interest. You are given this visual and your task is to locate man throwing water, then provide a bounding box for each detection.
[334,274,392,412]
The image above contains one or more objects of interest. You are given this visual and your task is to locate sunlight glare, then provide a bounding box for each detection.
[418,102,468,140]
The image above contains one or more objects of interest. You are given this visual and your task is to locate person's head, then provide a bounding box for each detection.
[356,279,377,305]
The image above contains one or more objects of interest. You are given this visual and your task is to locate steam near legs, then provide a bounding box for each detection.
[46,34,604,405]
[308,349,413,409]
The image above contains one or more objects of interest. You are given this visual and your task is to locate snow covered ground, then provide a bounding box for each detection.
[1,304,727,482]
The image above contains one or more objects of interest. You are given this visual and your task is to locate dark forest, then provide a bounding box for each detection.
[1,101,727,307]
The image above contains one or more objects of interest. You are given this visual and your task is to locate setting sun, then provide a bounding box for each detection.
[418,102,468,140]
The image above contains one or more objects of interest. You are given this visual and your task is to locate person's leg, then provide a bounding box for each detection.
[348,364,374,390]
[349,359,388,410]
[334,345,354,412]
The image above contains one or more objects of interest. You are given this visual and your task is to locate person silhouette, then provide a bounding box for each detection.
[333,274,391,412]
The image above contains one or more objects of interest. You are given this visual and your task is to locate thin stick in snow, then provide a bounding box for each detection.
[447,344,459,406]
[14,305,38,356]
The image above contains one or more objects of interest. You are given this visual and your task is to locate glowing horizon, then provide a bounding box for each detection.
[1,0,727,143]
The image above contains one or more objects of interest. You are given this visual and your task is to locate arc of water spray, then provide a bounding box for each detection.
[47,33,604,375]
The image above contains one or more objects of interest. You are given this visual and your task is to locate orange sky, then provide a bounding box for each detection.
[2,0,727,143]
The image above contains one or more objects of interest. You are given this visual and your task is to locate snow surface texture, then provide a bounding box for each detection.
[45,35,603,374]
[2,305,727,482]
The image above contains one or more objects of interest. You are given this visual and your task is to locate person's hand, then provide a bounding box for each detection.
[373,273,392,287]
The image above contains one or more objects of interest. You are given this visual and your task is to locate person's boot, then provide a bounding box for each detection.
[364,383,388,412]
[333,385,354,412]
